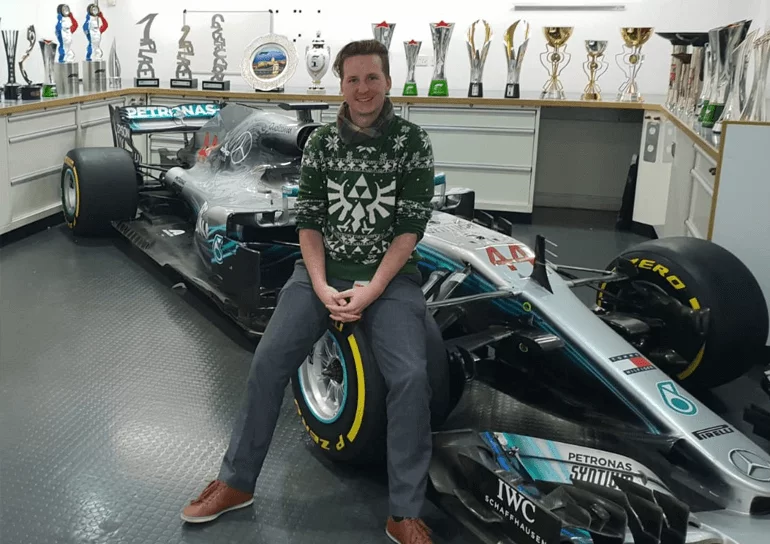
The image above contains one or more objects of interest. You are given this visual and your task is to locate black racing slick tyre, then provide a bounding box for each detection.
[291,315,453,465]
[61,147,138,236]
[598,236,768,389]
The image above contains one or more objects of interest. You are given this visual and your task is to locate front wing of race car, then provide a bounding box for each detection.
[429,429,769,544]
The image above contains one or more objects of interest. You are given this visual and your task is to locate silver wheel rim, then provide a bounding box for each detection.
[298,331,347,423]
[63,169,77,217]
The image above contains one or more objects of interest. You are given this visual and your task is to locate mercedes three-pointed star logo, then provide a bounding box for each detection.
[729,449,770,482]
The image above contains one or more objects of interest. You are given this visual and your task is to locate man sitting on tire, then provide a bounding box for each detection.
[181,39,437,544]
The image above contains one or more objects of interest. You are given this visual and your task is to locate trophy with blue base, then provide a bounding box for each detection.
[55,3,80,96]
[82,3,108,93]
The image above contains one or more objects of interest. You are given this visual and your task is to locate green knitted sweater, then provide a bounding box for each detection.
[295,115,435,282]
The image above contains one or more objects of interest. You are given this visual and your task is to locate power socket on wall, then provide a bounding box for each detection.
[416,55,433,67]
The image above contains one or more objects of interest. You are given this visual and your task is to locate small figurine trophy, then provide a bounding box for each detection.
[82,3,109,92]
[305,31,331,94]
[55,3,80,95]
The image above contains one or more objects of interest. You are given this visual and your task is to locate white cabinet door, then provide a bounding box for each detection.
[632,110,675,228]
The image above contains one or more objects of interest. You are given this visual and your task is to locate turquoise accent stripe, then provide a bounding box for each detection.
[416,244,660,435]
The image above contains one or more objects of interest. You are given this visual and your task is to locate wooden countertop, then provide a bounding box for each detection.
[0,84,718,159]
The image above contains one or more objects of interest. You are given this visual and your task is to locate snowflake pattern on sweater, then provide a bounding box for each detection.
[295,116,435,281]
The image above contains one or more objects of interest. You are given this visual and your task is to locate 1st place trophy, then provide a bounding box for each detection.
[55,4,80,96]
[203,14,231,91]
[135,13,160,87]
[582,40,609,100]
[616,27,654,102]
[305,30,330,94]
[540,27,573,100]
[18,25,42,100]
[2,29,21,100]
[82,3,108,93]
[403,39,421,96]
[503,20,529,99]
[429,21,454,96]
[466,19,492,97]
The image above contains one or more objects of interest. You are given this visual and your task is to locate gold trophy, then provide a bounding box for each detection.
[540,27,573,99]
[466,19,493,97]
[503,20,529,98]
[582,40,609,100]
[616,27,654,102]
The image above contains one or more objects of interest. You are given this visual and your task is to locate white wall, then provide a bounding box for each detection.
[1,0,764,100]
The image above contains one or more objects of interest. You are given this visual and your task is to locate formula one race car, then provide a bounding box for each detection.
[60,100,770,544]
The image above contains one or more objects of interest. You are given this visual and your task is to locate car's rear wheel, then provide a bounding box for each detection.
[61,147,138,236]
[598,236,768,389]
[291,314,457,465]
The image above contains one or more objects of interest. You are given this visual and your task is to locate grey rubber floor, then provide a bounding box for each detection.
[1,208,768,544]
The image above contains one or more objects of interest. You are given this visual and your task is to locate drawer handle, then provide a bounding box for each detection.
[709,167,716,175]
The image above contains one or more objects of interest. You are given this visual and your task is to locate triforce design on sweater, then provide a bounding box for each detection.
[295,116,435,281]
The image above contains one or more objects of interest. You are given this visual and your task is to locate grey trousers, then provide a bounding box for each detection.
[218,260,433,518]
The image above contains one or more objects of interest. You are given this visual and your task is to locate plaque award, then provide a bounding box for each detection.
[171,24,198,89]
[305,31,330,94]
[713,29,758,140]
[540,27,573,100]
[135,13,160,87]
[82,3,109,93]
[18,25,42,100]
[3,29,21,100]
[616,27,653,102]
[466,19,492,97]
[503,20,529,99]
[701,21,751,129]
[582,40,609,100]
[372,21,396,51]
[241,33,298,92]
[39,39,58,97]
[403,39,421,96]
[740,30,770,122]
[429,21,454,96]
[55,4,80,96]
[203,14,230,91]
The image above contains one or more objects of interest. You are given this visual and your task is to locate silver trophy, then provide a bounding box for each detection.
[700,20,752,129]
[82,3,108,93]
[403,40,421,96]
[135,13,159,87]
[372,21,396,51]
[582,40,609,100]
[466,19,492,97]
[3,29,21,100]
[305,30,331,94]
[18,25,42,100]
[503,20,529,99]
[170,23,198,89]
[713,29,759,141]
[55,4,80,96]
[429,21,454,96]
[108,39,121,89]
[39,39,58,97]
[740,30,770,122]
[204,14,230,91]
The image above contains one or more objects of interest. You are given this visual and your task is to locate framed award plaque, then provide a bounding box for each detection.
[241,33,298,92]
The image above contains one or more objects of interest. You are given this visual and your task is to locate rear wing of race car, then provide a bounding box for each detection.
[109,101,223,163]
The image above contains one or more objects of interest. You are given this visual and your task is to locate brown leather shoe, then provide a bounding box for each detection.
[181,480,254,523]
[386,517,433,544]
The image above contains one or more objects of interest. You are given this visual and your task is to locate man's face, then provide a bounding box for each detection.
[340,54,391,124]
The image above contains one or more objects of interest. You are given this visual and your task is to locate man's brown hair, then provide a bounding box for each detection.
[332,39,390,80]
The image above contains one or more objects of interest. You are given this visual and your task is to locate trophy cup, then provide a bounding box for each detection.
[503,20,529,99]
[39,39,58,97]
[581,40,609,100]
[305,31,330,94]
[170,24,198,89]
[2,29,21,100]
[713,29,758,141]
[466,19,492,97]
[203,14,231,91]
[55,4,80,96]
[657,33,689,111]
[108,39,121,89]
[740,30,770,122]
[372,21,396,51]
[540,27,573,100]
[18,25,42,100]
[616,27,654,102]
[403,39,421,96]
[429,21,454,96]
[700,20,751,129]
[135,13,160,87]
[82,3,108,93]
